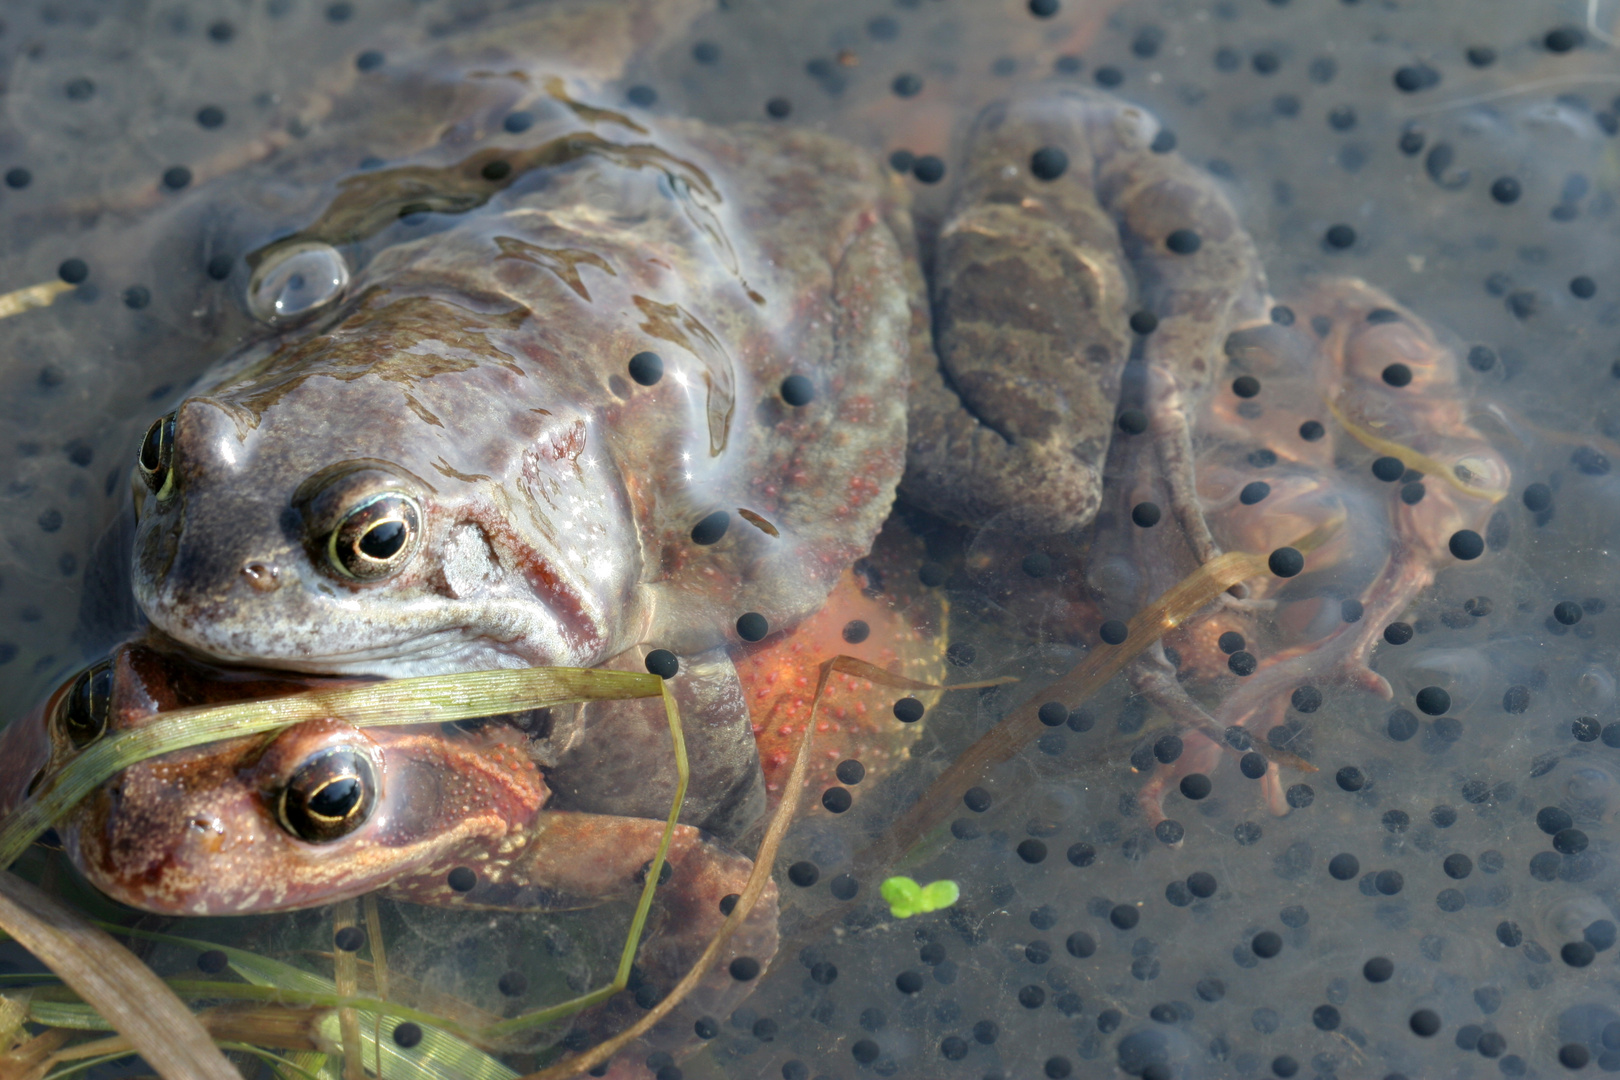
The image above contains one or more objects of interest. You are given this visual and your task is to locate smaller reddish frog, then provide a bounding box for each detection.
[1129,278,1509,821]
[0,637,777,1072]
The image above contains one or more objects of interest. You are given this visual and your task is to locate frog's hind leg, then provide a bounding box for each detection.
[1074,90,1275,571]
[901,93,1136,534]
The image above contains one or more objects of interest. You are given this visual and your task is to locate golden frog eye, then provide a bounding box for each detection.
[55,658,114,750]
[324,493,421,582]
[278,749,376,843]
[247,241,350,323]
[136,413,177,500]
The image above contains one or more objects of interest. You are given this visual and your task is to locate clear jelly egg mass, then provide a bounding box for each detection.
[0,1,1615,1078]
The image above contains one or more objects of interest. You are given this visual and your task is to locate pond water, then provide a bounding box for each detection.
[2,0,1619,1078]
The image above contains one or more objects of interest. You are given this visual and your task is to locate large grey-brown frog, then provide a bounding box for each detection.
[127,0,1267,703]
[25,2,1272,1071]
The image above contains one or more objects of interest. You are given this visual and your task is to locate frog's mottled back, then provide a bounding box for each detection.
[132,111,912,677]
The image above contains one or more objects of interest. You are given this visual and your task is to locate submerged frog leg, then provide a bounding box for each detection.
[388,812,777,1062]
[1080,91,1273,567]
[1129,643,1233,750]
[1130,643,1307,827]
[901,92,1135,533]
[1208,279,1510,766]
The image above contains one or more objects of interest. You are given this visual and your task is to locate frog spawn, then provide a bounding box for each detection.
[4,0,1620,1076]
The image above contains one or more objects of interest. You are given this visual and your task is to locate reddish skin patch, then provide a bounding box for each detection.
[1163,620,1245,684]
[733,568,941,801]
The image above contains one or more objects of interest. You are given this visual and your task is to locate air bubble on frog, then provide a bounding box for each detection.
[246,241,350,322]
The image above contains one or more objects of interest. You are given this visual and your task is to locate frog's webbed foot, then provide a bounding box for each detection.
[1129,644,1311,826]
[1128,645,1252,830]
[900,94,1136,534]
[1129,645,1229,750]
[399,811,777,1070]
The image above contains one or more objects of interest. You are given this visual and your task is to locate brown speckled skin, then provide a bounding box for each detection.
[901,88,1269,537]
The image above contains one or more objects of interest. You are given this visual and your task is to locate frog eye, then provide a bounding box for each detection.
[278,749,377,843]
[1452,452,1510,497]
[137,413,178,500]
[324,493,422,581]
[247,241,350,323]
[54,659,114,750]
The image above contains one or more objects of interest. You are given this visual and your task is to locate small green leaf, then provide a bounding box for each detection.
[917,879,960,912]
[882,876,957,918]
[880,876,923,918]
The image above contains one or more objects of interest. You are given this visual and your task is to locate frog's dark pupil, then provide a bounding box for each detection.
[281,749,375,842]
[139,420,164,471]
[359,519,406,560]
[309,776,362,819]
[137,415,177,496]
[62,661,113,748]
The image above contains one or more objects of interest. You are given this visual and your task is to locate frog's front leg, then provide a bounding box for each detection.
[540,647,766,844]
[900,93,1136,534]
[389,811,778,1073]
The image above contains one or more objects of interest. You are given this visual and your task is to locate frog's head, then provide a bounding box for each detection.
[129,275,643,677]
[37,642,547,915]
[0,635,332,820]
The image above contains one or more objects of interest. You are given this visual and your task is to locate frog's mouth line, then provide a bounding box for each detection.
[175,627,523,678]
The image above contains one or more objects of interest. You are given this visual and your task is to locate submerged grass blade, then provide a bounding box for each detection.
[1326,396,1505,501]
[483,678,688,1039]
[332,900,364,1080]
[215,1043,325,1080]
[1,666,661,866]
[363,896,389,1080]
[0,871,241,1080]
[0,280,72,321]
[225,946,517,1080]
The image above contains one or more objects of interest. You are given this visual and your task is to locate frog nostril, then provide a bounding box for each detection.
[241,561,281,593]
